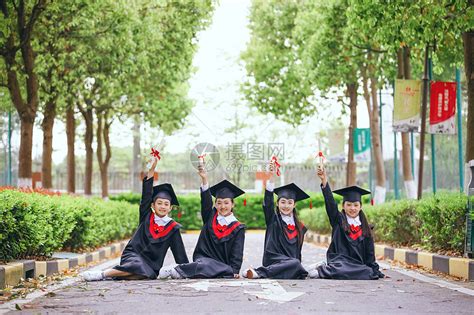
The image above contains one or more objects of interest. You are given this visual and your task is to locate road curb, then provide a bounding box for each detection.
[0,240,128,289]
[305,231,474,281]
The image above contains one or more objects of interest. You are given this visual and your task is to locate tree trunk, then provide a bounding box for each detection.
[132,116,141,193]
[463,31,474,164]
[66,105,76,193]
[369,74,386,204]
[3,36,38,186]
[397,47,416,199]
[18,117,34,186]
[346,82,357,186]
[80,104,94,196]
[0,1,46,186]
[97,111,112,198]
[41,98,56,189]
[362,56,386,204]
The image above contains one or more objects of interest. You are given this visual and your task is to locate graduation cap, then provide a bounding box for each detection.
[152,183,179,206]
[332,185,371,203]
[274,183,310,202]
[210,179,245,199]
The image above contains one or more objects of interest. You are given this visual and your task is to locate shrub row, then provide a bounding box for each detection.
[0,189,137,261]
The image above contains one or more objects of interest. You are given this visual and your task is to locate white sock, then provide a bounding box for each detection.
[158,265,176,279]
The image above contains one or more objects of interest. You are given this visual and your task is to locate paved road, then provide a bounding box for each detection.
[3,232,474,314]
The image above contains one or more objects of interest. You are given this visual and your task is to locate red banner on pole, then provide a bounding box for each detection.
[429,81,456,134]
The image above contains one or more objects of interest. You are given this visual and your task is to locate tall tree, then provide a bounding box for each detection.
[347,0,474,196]
[295,0,361,186]
[0,0,49,186]
[242,0,315,126]
[243,0,365,188]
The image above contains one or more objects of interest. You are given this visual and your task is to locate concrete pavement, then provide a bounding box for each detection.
[2,232,474,314]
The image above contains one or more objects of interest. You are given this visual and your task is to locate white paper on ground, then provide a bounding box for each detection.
[183,279,305,303]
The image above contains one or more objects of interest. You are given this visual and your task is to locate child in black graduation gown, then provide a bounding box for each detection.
[159,164,246,279]
[306,165,385,280]
[82,157,189,281]
[242,159,309,279]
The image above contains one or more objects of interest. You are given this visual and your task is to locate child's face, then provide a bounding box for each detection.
[343,201,361,218]
[215,198,233,216]
[152,198,172,217]
[278,198,295,216]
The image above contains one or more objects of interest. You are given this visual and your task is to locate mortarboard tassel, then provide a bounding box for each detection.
[309,200,313,209]
[243,198,247,206]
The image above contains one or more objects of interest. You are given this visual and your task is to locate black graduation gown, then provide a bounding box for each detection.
[175,187,245,278]
[114,177,189,279]
[317,183,384,280]
[254,188,308,279]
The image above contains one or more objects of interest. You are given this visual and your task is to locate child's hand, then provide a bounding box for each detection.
[149,157,158,171]
[197,163,208,185]
[146,157,158,179]
[317,165,327,187]
[233,273,240,279]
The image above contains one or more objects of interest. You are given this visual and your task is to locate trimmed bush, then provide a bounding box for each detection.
[299,192,468,255]
[0,190,138,261]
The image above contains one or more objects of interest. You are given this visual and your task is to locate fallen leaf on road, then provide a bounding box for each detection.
[22,304,35,309]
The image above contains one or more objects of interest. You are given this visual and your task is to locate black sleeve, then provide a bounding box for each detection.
[170,231,189,264]
[365,237,384,278]
[139,176,154,224]
[262,189,276,226]
[200,186,214,223]
[229,228,245,274]
[320,183,340,228]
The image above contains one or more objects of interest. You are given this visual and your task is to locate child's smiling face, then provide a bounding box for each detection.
[152,198,172,217]
[278,198,295,216]
[215,198,234,216]
[343,201,361,218]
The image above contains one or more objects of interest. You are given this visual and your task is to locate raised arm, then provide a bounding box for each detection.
[139,157,158,223]
[198,163,213,223]
[263,185,276,225]
[317,166,340,227]
[262,159,277,225]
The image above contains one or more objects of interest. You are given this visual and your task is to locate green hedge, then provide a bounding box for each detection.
[299,192,468,255]
[0,190,138,261]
